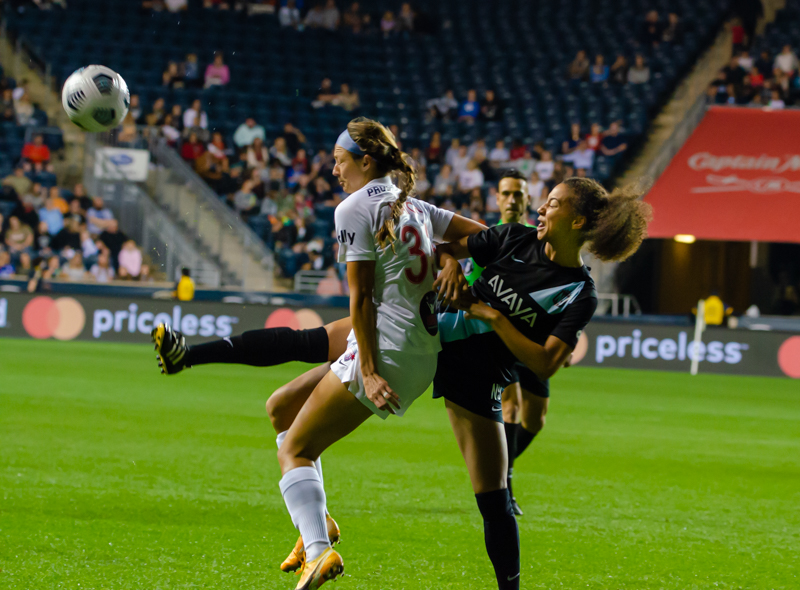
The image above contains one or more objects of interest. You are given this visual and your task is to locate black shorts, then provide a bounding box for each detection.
[510,363,550,398]
[431,334,516,424]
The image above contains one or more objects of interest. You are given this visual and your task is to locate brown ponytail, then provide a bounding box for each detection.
[564,177,653,262]
[346,117,417,251]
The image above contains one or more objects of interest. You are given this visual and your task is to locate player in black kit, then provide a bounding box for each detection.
[152,178,652,590]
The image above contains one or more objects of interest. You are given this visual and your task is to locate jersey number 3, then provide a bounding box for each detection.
[401,225,428,284]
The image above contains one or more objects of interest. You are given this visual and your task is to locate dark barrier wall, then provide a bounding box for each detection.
[572,321,800,379]
[0,293,349,344]
[1,293,797,378]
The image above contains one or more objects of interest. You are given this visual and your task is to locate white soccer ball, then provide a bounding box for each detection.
[62,65,130,132]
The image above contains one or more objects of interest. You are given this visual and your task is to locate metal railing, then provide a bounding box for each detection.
[596,294,642,317]
[84,134,222,286]
[294,270,330,294]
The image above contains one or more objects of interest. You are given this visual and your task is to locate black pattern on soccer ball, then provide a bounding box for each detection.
[67,90,87,111]
[92,108,116,126]
[92,73,114,95]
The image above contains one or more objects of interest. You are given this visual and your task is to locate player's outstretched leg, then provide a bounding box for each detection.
[152,324,189,375]
[445,400,520,590]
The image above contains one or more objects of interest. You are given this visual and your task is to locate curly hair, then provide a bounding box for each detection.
[563,177,653,262]
[346,117,417,252]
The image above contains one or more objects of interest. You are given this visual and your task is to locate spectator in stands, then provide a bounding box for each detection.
[722,56,746,86]
[183,53,201,88]
[183,99,208,131]
[488,140,510,170]
[590,55,609,83]
[769,89,785,109]
[774,45,799,76]
[332,83,360,111]
[381,11,397,37]
[641,10,662,48]
[87,196,114,235]
[90,251,115,283]
[749,66,765,89]
[3,166,32,197]
[50,216,80,255]
[162,61,185,89]
[628,54,650,84]
[0,88,12,114]
[0,105,15,123]
[22,134,51,164]
[343,2,365,33]
[80,227,98,263]
[563,139,595,173]
[16,251,32,276]
[4,216,34,255]
[119,240,143,278]
[233,118,266,149]
[756,50,773,79]
[312,78,337,108]
[234,180,258,217]
[320,0,341,30]
[279,0,301,28]
[567,50,590,81]
[610,55,629,84]
[0,251,13,277]
[99,219,128,265]
[14,92,35,126]
[247,136,269,170]
[433,164,455,198]
[451,144,470,178]
[61,252,88,281]
[38,197,64,236]
[662,12,682,44]
[527,171,546,207]
[600,121,628,157]
[207,131,231,162]
[409,147,426,170]
[145,98,167,126]
[180,132,206,163]
[457,160,484,196]
[467,138,488,163]
[165,0,188,11]
[586,123,603,151]
[458,89,480,123]
[480,89,501,122]
[129,94,143,123]
[562,123,582,155]
[270,137,293,168]
[398,3,415,32]
[195,150,230,192]
[415,166,431,198]
[35,221,53,255]
[738,50,754,71]
[161,114,181,145]
[534,150,554,181]
[425,132,443,165]
[204,53,230,88]
[304,2,326,28]
[203,0,230,9]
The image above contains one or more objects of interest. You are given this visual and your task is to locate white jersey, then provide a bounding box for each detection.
[335,176,454,356]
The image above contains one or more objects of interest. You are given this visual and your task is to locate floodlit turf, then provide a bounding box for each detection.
[1,339,798,589]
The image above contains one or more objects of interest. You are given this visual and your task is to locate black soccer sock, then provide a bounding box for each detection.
[503,422,518,497]
[475,489,520,590]
[185,327,329,367]
[514,424,538,460]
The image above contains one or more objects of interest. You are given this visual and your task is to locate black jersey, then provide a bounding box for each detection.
[433,223,597,421]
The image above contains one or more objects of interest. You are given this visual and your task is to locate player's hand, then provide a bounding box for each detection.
[463,301,501,325]
[433,257,468,306]
[363,373,400,414]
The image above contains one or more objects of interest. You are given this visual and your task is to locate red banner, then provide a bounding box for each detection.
[645,107,800,243]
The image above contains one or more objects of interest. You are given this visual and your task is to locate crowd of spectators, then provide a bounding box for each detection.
[0,165,154,284]
[708,43,800,108]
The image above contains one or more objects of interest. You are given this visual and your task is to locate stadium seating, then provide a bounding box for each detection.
[4,0,730,182]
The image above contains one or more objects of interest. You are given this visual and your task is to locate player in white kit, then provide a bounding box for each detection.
[274,117,484,589]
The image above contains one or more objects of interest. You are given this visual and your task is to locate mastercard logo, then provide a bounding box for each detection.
[265,307,325,330]
[22,296,86,340]
[778,336,800,379]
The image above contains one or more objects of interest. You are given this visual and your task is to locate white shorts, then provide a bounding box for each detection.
[330,331,438,419]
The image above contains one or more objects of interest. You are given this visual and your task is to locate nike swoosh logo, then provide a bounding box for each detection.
[510,256,525,263]
[507,573,520,581]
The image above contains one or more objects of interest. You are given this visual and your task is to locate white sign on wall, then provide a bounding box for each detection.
[94,147,150,182]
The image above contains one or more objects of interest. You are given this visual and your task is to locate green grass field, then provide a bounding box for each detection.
[1,338,798,589]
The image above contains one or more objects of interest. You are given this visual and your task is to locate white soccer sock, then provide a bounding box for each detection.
[277,430,324,489]
[279,466,330,562]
